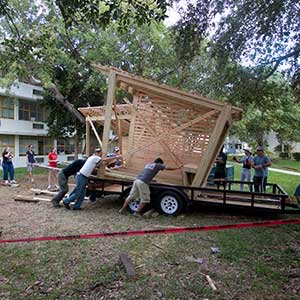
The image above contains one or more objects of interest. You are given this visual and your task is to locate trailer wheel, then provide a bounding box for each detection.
[155,191,185,216]
[128,198,141,213]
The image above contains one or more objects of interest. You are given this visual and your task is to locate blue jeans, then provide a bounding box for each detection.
[64,173,88,209]
[2,162,14,181]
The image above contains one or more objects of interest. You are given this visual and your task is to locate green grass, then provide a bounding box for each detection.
[0,166,48,180]
[270,159,300,171]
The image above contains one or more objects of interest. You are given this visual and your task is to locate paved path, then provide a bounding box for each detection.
[269,167,300,176]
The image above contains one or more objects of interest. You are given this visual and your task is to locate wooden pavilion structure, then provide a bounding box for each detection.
[79,64,243,187]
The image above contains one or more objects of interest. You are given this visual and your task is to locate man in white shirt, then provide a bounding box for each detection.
[63,148,118,210]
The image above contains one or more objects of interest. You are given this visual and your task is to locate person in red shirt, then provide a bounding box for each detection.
[48,147,58,190]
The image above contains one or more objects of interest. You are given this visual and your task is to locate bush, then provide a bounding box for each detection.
[279,152,289,159]
[292,152,300,161]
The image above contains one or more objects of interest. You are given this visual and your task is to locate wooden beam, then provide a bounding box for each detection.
[87,116,102,148]
[128,95,139,156]
[87,114,132,121]
[86,119,91,156]
[119,253,136,277]
[192,105,232,187]
[102,71,116,156]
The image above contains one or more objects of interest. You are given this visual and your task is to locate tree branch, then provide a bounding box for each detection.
[262,47,300,79]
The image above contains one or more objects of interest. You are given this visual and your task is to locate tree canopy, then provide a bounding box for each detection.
[1,0,300,151]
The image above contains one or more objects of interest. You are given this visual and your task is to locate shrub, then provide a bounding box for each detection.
[292,152,300,161]
[279,152,289,159]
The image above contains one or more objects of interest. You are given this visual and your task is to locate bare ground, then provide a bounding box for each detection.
[0,174,300,300]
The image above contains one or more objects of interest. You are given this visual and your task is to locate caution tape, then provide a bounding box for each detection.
[0,219,300,244]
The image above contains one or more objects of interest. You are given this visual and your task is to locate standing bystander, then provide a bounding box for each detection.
[48,147,58,190]
[2,146,16,185]
[233,148,253,191]
[252,146,271,193]
[26,144,36,183]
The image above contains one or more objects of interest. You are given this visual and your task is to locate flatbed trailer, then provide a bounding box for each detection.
[87,177,300,215]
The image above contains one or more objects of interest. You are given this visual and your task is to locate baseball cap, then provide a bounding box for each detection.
[114,146,120,152]
[95,148,102,153]
[243,148,252,154]
[256,146,264,151]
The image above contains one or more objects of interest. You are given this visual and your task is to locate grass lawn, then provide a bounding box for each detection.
[270,159,300,171]
[0,167,48,180]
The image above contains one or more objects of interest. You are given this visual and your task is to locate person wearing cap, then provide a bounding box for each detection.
[233,148,253,191]
[252,146,271,193]
[106,146,123,170]
[63,149,119,210]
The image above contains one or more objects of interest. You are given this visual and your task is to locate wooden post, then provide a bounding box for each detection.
[127,95,139,164]
[192,105,232,187]
[86,119,90,156]
[87,115,102,148]
[102,71,116,156]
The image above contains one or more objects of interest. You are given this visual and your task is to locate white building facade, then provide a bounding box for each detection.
[0,82,78,168]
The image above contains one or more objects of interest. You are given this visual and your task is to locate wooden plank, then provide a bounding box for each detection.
[87,115,102,148]
[192,105,232,187]
[14,195,52,202]
[119,253,136,277]
[102,71,116,156]
[86,120,91,156]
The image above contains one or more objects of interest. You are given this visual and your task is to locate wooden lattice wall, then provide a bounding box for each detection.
[79,64,243,186]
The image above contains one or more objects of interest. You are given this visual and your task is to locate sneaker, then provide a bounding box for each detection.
[4,180,9,185]
[63,201,70,210]
[31,178,34,183]
[51,199,61,208]
[132,212,142,218]
[119,208,127,215]
[10,180,17,184]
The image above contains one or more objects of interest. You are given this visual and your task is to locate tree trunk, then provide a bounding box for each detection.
[48,83,85,124]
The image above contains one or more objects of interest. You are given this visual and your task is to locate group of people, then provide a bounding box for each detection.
[1,144,59,189]
[2,142,300,212]
[215,145,271,192]
[50,148,180,214]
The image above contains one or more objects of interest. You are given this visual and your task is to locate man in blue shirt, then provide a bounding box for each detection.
[252,146,271,192]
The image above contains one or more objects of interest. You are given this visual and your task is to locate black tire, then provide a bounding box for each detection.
[155,190,185,216]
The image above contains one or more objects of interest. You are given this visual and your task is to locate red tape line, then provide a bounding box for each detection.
[0,219,300,244]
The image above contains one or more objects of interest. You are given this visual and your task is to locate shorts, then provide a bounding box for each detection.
[27,163,34,173]
[294,184,300,196]
[129,179,151,203]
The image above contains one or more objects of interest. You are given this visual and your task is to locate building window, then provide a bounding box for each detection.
[33,89,43,96]
[0,135,15,154]
[32,123,44,129]
[57,138,76,155]
[18,99,47,122]
[19,136,53,156]
[0,96,14,119]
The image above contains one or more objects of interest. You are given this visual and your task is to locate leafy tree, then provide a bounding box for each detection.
[172,0,300,81]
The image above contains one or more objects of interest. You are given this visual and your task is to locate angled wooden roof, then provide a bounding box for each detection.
[91,63,243,121]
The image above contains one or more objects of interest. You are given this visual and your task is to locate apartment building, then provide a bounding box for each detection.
[0,82,78,168]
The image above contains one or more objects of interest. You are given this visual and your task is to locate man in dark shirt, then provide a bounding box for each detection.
[214,146,227,188]
[51,158,86,207]
[119,158,181,216]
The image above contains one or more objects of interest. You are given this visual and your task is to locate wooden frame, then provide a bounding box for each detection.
[78,64,243,186]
